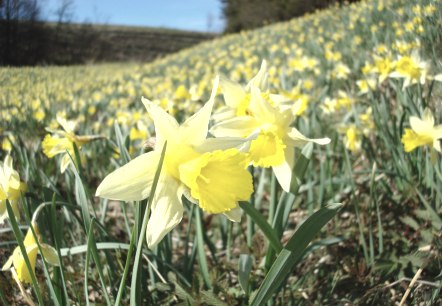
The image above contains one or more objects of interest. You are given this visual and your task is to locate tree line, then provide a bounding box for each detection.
[221,0,359,33]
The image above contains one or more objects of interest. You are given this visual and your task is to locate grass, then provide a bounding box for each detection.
[1,0,442,304]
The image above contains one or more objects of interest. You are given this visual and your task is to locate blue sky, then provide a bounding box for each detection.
[43,0,225,33]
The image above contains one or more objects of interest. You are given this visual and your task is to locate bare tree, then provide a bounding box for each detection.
[55,0,74,24]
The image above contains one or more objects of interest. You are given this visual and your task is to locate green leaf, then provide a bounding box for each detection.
[196,207,212,289]
[130,142,167,306]
[239,202,283,253]
[289,142,313,194]
[250,203,342,306]
[238,254,253,293]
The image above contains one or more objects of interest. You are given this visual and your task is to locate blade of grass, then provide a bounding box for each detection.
[239,202,283,253]
[250,203,342,306]
[130,142,167,306]
[195,207,212,289]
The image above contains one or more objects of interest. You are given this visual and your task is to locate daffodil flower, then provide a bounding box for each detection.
[2,222,59,284]
[401,108,442,153]
[42,116,103,173]
[211,86,330,192]
[96,77,254,248]
[389,52,442,88]
[213,60,284,121]
[0,155,26,224]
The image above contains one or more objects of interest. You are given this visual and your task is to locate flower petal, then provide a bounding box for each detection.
[196,134,257,154]
[141,97,179,146]
[248,86,275,123]
[224,206,242,222]
[286,128,331,147]
[41,244,60,266]
[219,75,247,109]
[210,116,259,138]
[146,176,184,249]
[246,60,268,91]
[180,76,219,146]
[272,147,295,192]
[96,151,160,201]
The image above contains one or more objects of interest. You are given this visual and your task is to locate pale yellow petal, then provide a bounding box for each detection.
[422,108,434,126]
[410,116,432,135]
[180,76,219,146]
[196,135,256,154]
[272,147,295,192]
[210,116,260,138]
[146,176,184,249]
[286,128,331,147]
[41,244,60,266]
[141,97,179,146]
[96,151,160,201]
[246,60,268,91]
[220,75,247,109]
[60,153,73,174]
[2,253,13,270]
[223,206,242,222]
[248,86,275,123]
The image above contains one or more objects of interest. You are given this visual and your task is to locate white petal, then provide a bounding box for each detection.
[434,74,442,82]
[211,107,236,123]
[60,153,73,174]
[141,97,179,146]
[1,254,13,270]
[272,147,294,192]
[196,133,257,153]
[248,86,275,123]
[224,206,242,222]
[210,116,260,138]
[96,151,160,201]
[422,108,434,126]
[41,244,60,266]
[219,75,247,109]
[410,115,433,135]
[180,76,219,146]
[146,176,184,249]
[286,128,330,147]
[246,60,268,91]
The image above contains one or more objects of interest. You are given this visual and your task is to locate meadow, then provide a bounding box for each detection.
[1,0,442,304]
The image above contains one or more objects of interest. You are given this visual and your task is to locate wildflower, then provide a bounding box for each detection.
[211,85,330,192]
[2,222,59,284]
[0,156,26,224]
[356,79,376,95]
[389,52,429,88]
[42,116,103,173]
[401,108,442,153]
[96,77,254,248]
[344,126,362,153]
[213,60,277,121]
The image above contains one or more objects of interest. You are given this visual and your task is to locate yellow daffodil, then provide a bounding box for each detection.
[42,116,103,173]
[389,52,442,88]
[213,60,281,121]
[344,126,362,153]
[0,155,26,224]
[2,222,59,284]
[96,77,253,248]
[401,108,442,153]
[211,85,330,192]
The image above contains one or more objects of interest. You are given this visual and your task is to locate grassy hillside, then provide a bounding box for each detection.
[0,21,215,65]
[1,0,442,304]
